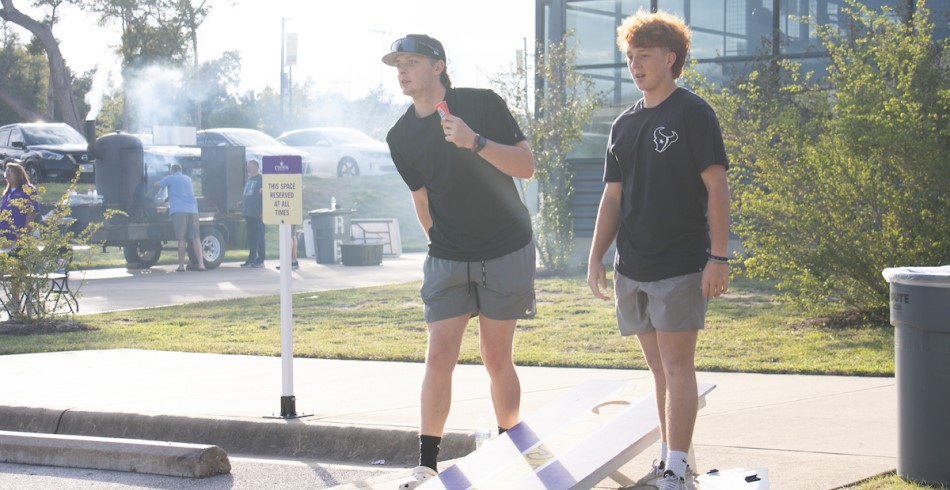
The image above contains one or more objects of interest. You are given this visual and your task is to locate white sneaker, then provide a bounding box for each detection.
[657,470,687,490]
[397,465,438,489]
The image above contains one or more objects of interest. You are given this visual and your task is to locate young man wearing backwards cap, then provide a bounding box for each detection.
[383,34,537,489]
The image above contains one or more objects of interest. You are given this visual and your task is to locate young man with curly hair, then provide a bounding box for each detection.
[587,10,731,490]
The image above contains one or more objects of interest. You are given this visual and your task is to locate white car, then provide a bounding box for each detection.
[277,127,396,178]
[196,128,313,174]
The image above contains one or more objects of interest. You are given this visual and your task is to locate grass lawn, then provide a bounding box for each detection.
[0,274,896,377]
[844,472,949,490]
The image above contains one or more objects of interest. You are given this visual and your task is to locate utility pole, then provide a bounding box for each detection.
[522,37,529,116]
[286,32,298,128]
[280,18,286,119]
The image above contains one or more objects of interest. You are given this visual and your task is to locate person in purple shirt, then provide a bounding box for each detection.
[155,164,206,272]
[0,162,40,248]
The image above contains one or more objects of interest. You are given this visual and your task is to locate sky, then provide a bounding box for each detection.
[33,0,536,101]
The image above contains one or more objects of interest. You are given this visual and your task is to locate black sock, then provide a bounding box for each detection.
[419,435,441,472]
[498,426,508,435]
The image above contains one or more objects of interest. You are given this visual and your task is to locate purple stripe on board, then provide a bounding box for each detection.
[503,423,578,488]
[437,463,472,489]
[506,422,540,452]
[536,458,578,488]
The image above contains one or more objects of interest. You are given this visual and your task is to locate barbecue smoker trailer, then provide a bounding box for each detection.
[75,132,246,270]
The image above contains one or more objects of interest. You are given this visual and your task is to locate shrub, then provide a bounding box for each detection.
[690,0,950,312]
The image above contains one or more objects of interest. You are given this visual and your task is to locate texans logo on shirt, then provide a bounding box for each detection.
[653,126,679,153]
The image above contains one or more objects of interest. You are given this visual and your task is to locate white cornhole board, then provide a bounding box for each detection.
[421,379,715,490]
[697,467,770,489]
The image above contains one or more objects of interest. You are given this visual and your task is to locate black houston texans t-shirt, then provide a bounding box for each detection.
[387,88,533,262]
[605,87,729,282]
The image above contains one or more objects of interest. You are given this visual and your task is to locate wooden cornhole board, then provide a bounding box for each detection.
[420,379,716,490]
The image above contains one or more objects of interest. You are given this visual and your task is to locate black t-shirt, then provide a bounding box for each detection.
[242,174,263,218]
[387,88,533,261]
[605,87,729,282]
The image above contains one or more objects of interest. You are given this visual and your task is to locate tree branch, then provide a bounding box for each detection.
[0,0,82,130]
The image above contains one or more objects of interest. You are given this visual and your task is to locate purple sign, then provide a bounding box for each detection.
[261,155,302,174]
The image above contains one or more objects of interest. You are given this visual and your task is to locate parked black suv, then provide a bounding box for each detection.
[0,122,94,183]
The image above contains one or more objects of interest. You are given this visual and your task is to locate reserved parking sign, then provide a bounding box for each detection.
[261,155,303,225]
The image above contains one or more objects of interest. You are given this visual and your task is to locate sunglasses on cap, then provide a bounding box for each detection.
[383,36,445,66]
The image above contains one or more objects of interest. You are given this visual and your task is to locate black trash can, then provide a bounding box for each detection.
[308,208,352,264]
[882,265,950,486]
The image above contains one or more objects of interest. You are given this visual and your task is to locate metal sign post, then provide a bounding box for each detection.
[261,155,309,419]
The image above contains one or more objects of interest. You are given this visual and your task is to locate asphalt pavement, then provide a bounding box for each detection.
[68,253,429,315]
[0,254,900,489]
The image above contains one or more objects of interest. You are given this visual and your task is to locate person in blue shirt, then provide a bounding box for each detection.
[0,162,40,248]
[155,164,206,272]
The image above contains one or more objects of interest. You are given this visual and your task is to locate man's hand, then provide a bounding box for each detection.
[702,261,729,299]
[588,260,611,301]
[440,115,477,149]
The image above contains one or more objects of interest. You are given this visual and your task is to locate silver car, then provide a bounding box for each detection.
[277,127,396,178]
[196,128,314,174]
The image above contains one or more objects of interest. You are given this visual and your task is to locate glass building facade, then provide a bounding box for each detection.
[537,0,949,158]
[535,0,949,240]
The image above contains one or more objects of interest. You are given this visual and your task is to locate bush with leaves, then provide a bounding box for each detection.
[688,0,950,312]
[0,177,113,323]
[492,34,602,271]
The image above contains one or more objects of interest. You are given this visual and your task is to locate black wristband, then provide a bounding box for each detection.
[708,254,730,264]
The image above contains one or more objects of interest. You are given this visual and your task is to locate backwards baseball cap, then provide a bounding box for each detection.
[381,34,446,66]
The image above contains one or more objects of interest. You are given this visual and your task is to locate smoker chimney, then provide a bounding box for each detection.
[84,120,98,161]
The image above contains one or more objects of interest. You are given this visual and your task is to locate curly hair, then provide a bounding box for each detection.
[616,9,691,79]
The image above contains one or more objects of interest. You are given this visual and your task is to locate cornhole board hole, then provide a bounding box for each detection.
[421,379,716,490]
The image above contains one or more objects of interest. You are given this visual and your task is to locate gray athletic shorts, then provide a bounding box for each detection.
[172,212,200,241]
[614,271,707,336]
[420,242,536,323]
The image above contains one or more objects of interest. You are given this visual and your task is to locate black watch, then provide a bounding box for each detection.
[472,134,487,154]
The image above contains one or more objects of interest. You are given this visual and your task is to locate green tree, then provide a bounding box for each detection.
[194,50,249,129]
[492,35,602,271]
[85,0,229,131]
[0,0,83,129]
[0,28,48,124]
[691,0,950,312]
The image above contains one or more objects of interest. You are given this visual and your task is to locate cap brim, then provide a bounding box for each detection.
[381,52,401,66]
[382,51,443,66]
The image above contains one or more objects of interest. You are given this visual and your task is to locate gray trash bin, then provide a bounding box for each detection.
[308,208,352,264]
[882,265,950,486]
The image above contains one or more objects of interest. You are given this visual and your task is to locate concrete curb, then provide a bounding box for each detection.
[0,405,474,467]
[0,430,230,478]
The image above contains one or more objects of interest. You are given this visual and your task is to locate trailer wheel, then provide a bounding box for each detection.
[123,241,162,269]
[188,228,226,269]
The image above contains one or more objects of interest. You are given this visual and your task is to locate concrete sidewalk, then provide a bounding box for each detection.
[0,349,896,489]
